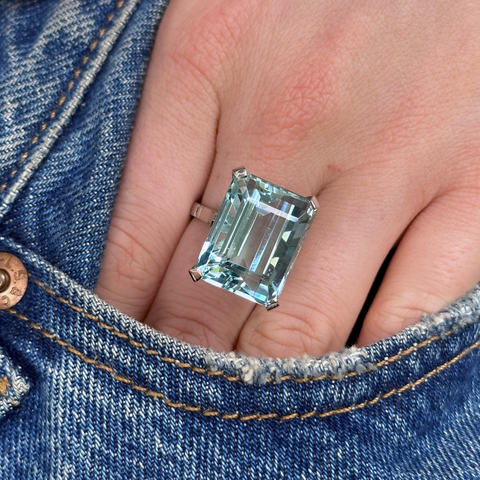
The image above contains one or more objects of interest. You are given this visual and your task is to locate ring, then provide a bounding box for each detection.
[189,167,318,310]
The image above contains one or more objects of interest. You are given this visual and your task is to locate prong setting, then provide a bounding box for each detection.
[189,268,203,282]
[308,196,319,213]
[265,300,279,311]
[232,167,248,180]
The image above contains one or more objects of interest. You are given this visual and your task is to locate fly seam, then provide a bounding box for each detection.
[5,307,480,421]
[0,0,126,194]
[31,276,465,384]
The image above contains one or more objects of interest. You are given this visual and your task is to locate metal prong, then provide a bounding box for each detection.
[265,301,279,311]
[232,167,247,180]
[308,196,319,213]
[189,268,203,282]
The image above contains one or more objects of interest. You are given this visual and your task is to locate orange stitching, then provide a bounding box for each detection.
[0,0,126,195]
[58,94,67,108]
[18,152,28,164]
[30,276,468,384]
[0,375,9,397]
[5,307,480,421]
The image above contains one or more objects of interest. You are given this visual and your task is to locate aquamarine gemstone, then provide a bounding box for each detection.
[191,169,317,308]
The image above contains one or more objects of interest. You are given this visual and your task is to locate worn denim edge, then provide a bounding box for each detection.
[0,0,144,221]
[2,233,479,385]
[206,293,480,384]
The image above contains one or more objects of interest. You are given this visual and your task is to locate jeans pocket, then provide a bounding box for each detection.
[1,232,480,479]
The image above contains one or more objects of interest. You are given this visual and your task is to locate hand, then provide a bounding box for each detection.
[96,0,480,358]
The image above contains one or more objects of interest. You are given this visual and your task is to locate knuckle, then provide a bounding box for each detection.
[245,306,340,358]
[250,56,339,162]
[158,316,219,350]
[164,0,252,91]
[153,294,232,350]
[97,227,158,318]
[370,293,429,337]
[103,222,159,292]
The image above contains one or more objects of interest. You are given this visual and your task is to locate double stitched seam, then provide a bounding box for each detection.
[0,0,127,194]
[31,276,473,384]
[5,307,480,421]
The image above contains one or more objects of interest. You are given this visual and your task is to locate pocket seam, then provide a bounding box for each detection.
[0,0,126,195]
[31,275,476,384]
[0,0,136,220]
[5,306,480,422]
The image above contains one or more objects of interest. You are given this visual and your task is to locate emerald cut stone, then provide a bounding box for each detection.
[190,168,317,309]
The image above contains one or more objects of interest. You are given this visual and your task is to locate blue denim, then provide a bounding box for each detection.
[0,1,479,478]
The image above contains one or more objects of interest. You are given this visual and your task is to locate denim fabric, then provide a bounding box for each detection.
[0,1,480,479]
[0,345,30,419]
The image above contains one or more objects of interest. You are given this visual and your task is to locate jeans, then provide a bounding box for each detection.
[0,1,479,478]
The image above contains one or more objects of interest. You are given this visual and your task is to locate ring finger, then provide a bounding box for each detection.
[143,107,325,351]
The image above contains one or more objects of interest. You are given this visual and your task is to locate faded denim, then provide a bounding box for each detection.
[0,1,479,478]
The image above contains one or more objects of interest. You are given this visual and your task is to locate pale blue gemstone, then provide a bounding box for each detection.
[192,170,317,308]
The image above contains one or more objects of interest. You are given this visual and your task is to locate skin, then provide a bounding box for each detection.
[95,0,480,358]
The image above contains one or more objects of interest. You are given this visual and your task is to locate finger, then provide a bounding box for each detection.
[144,87,333,350]
[148,141,422,358]
[357,189,480,347]
[234,173,421,358]
[95,8,220,321]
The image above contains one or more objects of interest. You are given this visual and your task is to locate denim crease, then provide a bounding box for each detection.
[0,1,479,479]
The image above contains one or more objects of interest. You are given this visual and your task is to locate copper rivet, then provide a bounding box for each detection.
[0,269,10,293]
[0,253,28,310]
